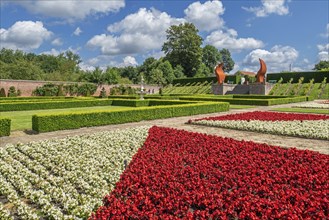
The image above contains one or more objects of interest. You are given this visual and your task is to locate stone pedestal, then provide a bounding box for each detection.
[212,84,236,95]
[212,83,275,95]
[249,83,275,95]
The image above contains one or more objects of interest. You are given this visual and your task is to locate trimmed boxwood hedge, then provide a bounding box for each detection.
[178,96,308,106]
[0,118,11,137]
[0,99,113,112]
[32,102,229,132]
[172,75,241,85]
[266,71,328,83]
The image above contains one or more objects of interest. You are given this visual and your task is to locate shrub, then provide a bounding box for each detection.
[7,86,17,97]
[267,71,328,83]
[0,118,11,137]
[32,102,229,132]
[78,83,97,96]
[0,99,113,112]
[0,88,6,97]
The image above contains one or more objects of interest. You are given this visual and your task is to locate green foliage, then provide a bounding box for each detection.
[157,60,175,84]
[267,71,328,83]
[0,118,11,137]
[0,88,6,97]
[194,63,211,78]
[32,102,229,132]
[110,85,137,95]
[219,48,235,73]
[313,60,329,70]
[33,83,59,96]
[8,86,17,97]
[162,23,203,77]
[173,65,185,79]
[104,67,120,84]
[178,95,307,106]
[111,99,150,107]
[63,84,79,96]
[119,66,139,83]
[0,48,82,81]
[202,45,221,71]
[77,83,97,96]
[0,99,112,112]
[149,69,166,86]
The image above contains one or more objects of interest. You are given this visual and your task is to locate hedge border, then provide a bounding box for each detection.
[178,96,308,106]
[0,99,113,112]
[266,71,328,83]
[0,118,11,137]
[32,102,229,132]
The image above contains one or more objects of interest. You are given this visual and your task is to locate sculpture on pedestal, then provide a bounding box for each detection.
[215,63,225,84]
[256,58,267,83]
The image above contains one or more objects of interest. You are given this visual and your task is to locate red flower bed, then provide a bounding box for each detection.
[90,126,329,219]
[194,111,329,122]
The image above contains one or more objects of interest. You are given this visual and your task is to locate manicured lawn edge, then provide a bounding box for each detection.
[0,118,11,137]
[32,102,229,132]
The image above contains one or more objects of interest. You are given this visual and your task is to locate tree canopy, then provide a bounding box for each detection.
[162,22,203,77]
[313,60,329,71]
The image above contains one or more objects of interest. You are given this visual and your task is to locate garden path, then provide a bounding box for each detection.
[1,101,328,154]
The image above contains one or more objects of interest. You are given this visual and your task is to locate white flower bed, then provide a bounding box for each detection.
[292,102,329,109]
[192,120,329,140]
[0,126,150,219]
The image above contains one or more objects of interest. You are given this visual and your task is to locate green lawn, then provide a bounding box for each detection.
[0,105,134,131]
[270,107,329,115]
[230,105,256,109]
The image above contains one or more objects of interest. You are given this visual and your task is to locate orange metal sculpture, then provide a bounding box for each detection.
[256,58,267,83]
[215,63,225,84]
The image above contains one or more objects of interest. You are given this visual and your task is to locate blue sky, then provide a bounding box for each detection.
[1,0,328,73]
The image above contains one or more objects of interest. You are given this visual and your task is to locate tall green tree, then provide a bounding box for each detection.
[313,60,329,70]
[104,67,120,84]
[162,22,203,77]
[157,60,175,84]
[219,48,235,73]
[202,45,221,71]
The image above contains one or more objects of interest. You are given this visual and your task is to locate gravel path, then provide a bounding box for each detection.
[1,102,328,154]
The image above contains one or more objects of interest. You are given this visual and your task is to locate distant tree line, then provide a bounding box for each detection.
[1,22,327,87]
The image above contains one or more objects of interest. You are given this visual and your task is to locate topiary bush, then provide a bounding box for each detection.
[0,88,6,97]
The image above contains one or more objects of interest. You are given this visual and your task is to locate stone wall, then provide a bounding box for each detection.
[0,79,160,97]
[212,83,275,95]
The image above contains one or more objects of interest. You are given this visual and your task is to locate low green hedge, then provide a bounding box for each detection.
[0,99,113,112]
[108,95,138,99]
[232,95,289,99]
[267,71,328,83]
[178,96,308,106]
[32,102,229,132]
[0,118,11,137]
[111,99,149,107]
[0,96,76,101]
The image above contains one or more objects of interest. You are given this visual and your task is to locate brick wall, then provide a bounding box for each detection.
[0,79,160,97]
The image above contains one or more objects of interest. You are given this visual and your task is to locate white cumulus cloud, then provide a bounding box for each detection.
[317,44,329,61]
[0,21,52,50]
[243,0,289,17]
[12,0,125,21]
[184,0,225,32]
[243,45,299,72]
[73,27,82,36]
[51,38,63,46]
[122,56,138,66]
[87,8,184,55]
[205,29,264,51]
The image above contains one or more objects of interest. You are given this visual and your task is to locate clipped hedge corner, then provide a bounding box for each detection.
[0,118,11,137]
